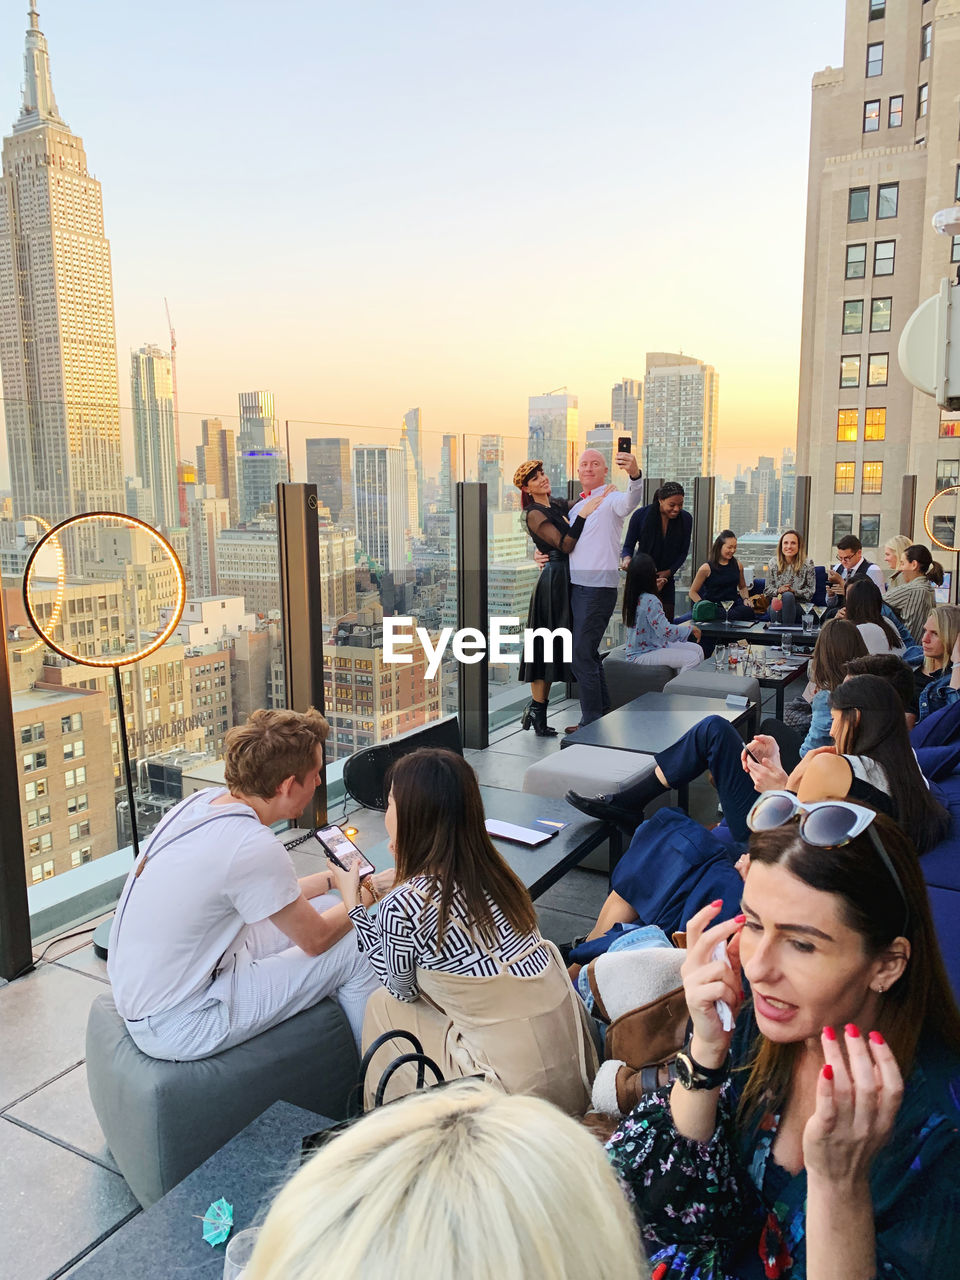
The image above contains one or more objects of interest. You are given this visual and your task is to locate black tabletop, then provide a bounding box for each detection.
[364,785,609,899]
[69,1102,333,1279]
[693,656,808,691]
[562,692,751,755]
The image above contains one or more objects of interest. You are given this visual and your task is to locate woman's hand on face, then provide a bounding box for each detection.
[681,901,745,1063]
[327,858,361,909]
[803,1026,904,1188]
[582,484,616,516]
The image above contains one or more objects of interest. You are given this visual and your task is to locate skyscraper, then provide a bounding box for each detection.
[528,393,579,495]
[477,435,504,509]
[238,390,278,448]
[0,4,124,533]
[196,417,240,525]
[400,419,422,536]
[403,407,423,526]
[780,447,797,527]
[642,354,718,491]
[439,434,459,509]
[354,445,406,571]
[131,344,179,531]
[797,1,960,562]
[611,378,642,452]
[305,437,354,527]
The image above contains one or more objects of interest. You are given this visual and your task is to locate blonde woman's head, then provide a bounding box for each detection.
[244,1081,647,1280]
[883,534,912,572]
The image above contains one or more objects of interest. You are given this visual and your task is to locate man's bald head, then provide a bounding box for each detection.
[577,450,608,493]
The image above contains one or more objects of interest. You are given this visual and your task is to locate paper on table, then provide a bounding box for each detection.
[711,939,735,1032]
[484,819,554,846]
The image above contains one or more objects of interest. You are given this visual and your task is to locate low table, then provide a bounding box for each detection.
[698,619,815,649]
[693,655,808,720]
[69,1101,332,1278]
[364,784,614,898]
[562,691,752,755]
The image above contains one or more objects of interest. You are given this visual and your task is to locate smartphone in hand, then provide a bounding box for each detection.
[617,436,631,454]
[743,746,761,765]
[313,824,376,878]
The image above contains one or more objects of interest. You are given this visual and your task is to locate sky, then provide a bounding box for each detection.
[0,0,847,481]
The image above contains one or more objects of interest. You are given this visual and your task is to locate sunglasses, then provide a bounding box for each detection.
[746,790,909,936]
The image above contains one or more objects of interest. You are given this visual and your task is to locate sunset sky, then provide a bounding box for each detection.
[0,0,846,479]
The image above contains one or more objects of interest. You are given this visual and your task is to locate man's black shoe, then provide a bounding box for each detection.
[564,790,637,826]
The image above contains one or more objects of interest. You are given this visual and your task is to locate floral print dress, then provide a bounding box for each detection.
[605,1008,960,1279]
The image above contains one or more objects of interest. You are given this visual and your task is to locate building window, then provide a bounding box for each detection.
[837,409,859,441]
[868,353,889,386]
[877,183,898,218]
[953,235,960,264]
[835,462,856,494]
[940,420,960,439]
[864,408,886,440]
[869,0,884,16]
[859,514,881,547]
[60,713,82,733]
[921,23,931,60]
[833,512,854,545]
[887,95,902,127]
[863,99,881,132]
[42,859,54,880]
[862,461,884,493]
[22,751,47,772]
[918,84,928,118]
[20,723,45,745]
[848,188,870,222]
[871,297,892,331]
[63,739,84,761]
[843,300,864,334]
[840,355,861,387]
[67,793,89,814]
[846,243,867,278]
[937,461,960,491]
[866,43,883,77]
[874,240,895,275]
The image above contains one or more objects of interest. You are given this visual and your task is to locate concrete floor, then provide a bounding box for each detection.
[0,693,738,1279]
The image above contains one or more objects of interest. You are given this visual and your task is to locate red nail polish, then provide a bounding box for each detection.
[734,913,746,923]
[822,1064,834,1081]
[869,1030,885,1046]
[822,1025,836,1041]
[845,1023,861,1039]
[710,900,723,909]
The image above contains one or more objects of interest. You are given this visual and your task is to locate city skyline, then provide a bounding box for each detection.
[0,1,849,482]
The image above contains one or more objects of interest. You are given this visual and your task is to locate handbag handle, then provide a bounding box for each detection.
[374,1051,445,1108]
[354,1030,426,1115]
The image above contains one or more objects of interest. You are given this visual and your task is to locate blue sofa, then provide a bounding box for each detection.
[911,702,960,1000]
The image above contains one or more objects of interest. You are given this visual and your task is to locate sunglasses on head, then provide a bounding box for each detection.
[746,790,909,936]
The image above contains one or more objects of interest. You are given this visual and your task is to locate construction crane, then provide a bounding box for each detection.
[542,385,567,396]
[164,297,187,525]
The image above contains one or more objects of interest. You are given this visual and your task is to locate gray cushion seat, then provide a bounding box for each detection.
[602,646,673,707]
[522,745,659,799]
[86,993,359,1207]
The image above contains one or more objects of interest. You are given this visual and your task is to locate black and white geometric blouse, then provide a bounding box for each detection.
[348,875,550,1003]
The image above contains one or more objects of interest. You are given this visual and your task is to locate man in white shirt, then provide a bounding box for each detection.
[825,533,886,612]
[108,708,386,1061]
[567,448,643,727]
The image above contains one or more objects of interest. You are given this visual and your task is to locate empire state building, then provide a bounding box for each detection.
[0,4,124,531]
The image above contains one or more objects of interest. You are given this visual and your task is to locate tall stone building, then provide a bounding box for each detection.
[305,437,354,527]
[797,0,960,562]
[642,354,718,492]
[0,5,124,535]
[528,393,579,496]
[131,345,178,531]
[196,417,240,525]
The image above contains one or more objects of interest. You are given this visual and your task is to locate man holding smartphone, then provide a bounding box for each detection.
[108,708,390,1060]
[566,446,643,728]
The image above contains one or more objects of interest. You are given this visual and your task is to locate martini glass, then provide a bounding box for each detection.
[812,605,827,627]
[721,599,735,627]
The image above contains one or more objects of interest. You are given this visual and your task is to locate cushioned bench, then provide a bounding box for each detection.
[86,993,359,1206]
[522,744,660,800]
[602,647,673,708]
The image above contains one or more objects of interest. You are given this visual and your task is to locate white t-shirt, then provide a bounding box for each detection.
[107,788,300,1021]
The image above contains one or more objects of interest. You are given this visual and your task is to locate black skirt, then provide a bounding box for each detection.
[519,555,574,683]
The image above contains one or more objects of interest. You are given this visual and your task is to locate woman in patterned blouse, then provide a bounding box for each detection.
[766,530,816,625]
[328,748,597,1112]
[622,553,704,673]
[606,809,960,1280]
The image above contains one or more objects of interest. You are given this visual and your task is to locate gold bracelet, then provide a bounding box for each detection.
[360,875,381,904]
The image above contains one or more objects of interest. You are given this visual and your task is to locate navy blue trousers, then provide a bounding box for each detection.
[570,584,618,726]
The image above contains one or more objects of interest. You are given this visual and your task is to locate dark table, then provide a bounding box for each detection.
[561,692,752,755]
[365,784,614,897]
[69,1101,332,1279]
[697,619,816,649]
[692,655,808,720]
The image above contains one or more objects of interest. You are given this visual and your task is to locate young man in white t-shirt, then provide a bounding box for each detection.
[107,708,387,1060]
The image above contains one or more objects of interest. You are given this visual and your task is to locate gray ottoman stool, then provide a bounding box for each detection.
[86,993,359,1206]
[603,647,673,708]
[523,744,659,800]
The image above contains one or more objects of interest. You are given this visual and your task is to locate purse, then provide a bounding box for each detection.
[691,600,718,622]
[750,593,770,615]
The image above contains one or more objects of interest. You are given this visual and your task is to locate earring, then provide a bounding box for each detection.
[874,984,884,994]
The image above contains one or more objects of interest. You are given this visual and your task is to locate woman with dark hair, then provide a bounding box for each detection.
[841,577,903,653]
[885,544,943,641]
[606,806,960,1279]
[329,748,597,1112]
[688,530,755,621]
[512,459,611,736]
[619,482,692,621]
[514,460,611,742]
[765,529,815,624]
[621,553,704,673]
[759,618,867,771]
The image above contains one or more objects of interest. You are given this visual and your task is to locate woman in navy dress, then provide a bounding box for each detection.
[620,481,692,621]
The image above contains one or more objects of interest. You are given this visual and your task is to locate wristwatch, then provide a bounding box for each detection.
[674,1039,731,1091]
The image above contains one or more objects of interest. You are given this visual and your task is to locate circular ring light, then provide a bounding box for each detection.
[21,512,186,667]
[923,486,960,554]
[19,515,66,655]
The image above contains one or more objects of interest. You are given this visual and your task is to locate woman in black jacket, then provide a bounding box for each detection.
[619,482,692,620]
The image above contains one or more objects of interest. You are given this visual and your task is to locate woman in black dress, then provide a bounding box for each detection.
[513,459,611,736]
[619,481,692,621]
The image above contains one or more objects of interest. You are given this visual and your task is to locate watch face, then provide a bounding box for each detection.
[675,1052,694,1088]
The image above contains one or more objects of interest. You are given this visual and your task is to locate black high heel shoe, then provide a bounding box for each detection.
[521,699,557,737]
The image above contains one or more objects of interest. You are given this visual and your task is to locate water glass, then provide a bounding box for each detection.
[802,610,814,635]
[223,1228,261,1280]
[714,644,726,671]
[781,635,793,657]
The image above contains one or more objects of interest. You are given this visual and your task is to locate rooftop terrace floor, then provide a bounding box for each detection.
[0,696,722,1278]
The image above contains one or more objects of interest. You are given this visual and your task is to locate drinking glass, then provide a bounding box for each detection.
[721,599,734,626]
[714,644,726,671]
[813,605,827,626]
[801,604,814,635]
[781,635,793,658]
[223,1228,260,1280]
